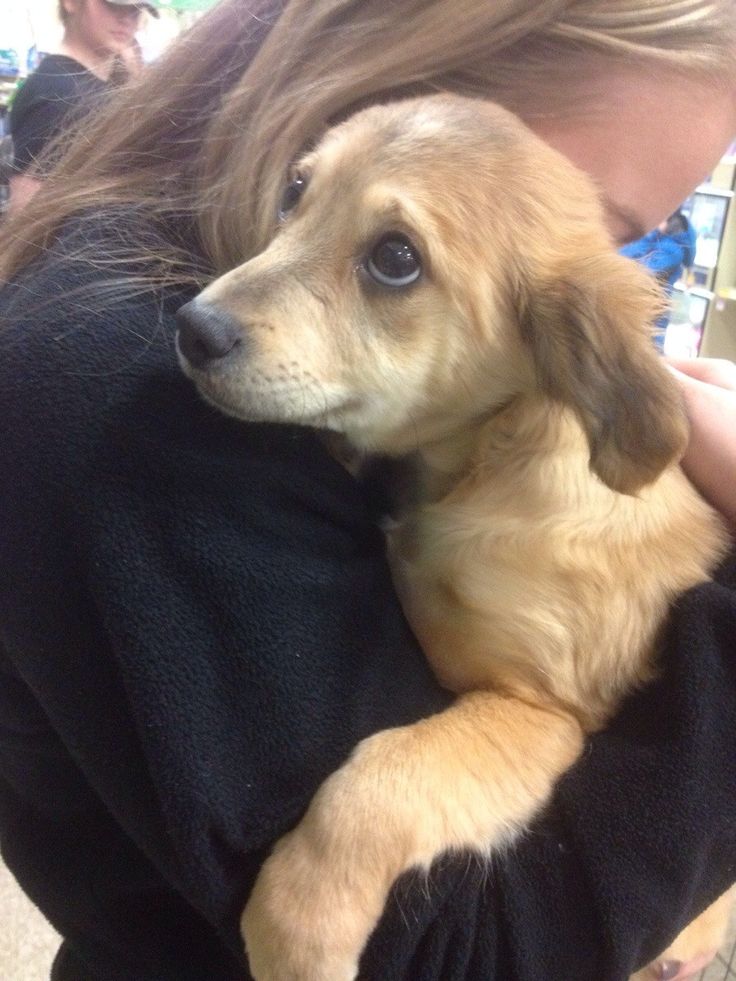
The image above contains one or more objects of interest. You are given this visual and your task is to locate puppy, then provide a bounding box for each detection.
[176,94,732,981]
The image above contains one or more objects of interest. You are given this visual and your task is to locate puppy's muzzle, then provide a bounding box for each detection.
[176,300,243,370]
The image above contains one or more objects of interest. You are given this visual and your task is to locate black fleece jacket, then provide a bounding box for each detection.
[0,219,735,981]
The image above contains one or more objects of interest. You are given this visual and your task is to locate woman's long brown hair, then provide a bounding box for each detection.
[1,0,734,287]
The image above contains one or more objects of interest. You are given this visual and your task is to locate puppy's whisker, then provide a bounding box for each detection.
[312,379,331,427]
[291,271,331,311]
[406,405,424,455]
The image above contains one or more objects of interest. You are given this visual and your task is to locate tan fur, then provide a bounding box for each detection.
[180,95,733,981]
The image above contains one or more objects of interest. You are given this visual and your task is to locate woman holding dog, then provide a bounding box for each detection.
[0,2,735,980]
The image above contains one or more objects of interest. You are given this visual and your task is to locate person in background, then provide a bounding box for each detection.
[0,3,735,981]
[621,210,699,348]
[8,0,157,213]
[622,211,698,292]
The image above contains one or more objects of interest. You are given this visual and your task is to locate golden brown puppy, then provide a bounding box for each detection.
[176,94,732,981]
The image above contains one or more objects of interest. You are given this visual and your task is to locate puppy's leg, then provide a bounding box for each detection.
[630,887,735,981]
[242,690,583,981]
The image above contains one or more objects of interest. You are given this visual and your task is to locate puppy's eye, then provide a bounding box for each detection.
[278,172,308,220]
[366,234,422,288]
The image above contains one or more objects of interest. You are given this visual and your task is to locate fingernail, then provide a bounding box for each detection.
[655,961,683,980]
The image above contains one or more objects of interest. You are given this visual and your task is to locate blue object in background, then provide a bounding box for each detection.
[620,211,698,350]
[0,49,20,76]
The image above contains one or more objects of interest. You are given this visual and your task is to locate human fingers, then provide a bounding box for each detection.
[648,948,718,979]
[665,361,736,529]
[666,356,736,391]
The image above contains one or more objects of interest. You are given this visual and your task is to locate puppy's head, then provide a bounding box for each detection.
[177,94,686,492]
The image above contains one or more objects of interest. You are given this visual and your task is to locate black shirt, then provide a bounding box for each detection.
[0,217,735,981]
[10,54,111,173]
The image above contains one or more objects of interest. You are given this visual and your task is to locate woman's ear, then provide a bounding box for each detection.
[519,252,689,495]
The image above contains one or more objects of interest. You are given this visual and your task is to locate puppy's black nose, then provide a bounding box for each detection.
[176,301,242,369]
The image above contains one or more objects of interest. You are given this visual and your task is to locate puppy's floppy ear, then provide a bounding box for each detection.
[520,252,688,495]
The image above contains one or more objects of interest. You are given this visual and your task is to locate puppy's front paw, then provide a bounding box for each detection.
[242,825,383,981]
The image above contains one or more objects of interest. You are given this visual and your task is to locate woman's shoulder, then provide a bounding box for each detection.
[0,215,186,383]
[0,215,198,475]
[0,213,368,528]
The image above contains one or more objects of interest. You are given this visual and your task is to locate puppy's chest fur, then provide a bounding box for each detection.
[364,395,729,732]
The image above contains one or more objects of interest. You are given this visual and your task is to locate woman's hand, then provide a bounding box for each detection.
[667,357,736,530]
